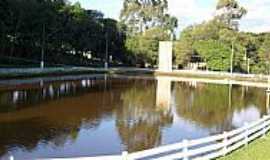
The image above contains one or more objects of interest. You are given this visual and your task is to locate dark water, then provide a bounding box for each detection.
[0,75,268,159]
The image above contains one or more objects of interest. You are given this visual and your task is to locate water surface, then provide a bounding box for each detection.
[0,75,268,159]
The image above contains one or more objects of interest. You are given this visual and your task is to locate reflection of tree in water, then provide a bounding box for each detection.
[0,118,80,156]
[0,78,110,112]
[174,82,266,134]
[0,78,127,157]
[116,81,173,152]
[232,86,266,114]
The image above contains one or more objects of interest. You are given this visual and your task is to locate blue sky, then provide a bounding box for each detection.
[69,0,270,33]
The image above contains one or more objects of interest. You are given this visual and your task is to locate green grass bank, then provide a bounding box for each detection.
[218,133,270,160]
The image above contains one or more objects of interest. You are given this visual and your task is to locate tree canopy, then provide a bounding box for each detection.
[0,0,127,67]
[121,0,177,66]
[174,0,252,72]
[1,0,270,75]
[215,0,247,30]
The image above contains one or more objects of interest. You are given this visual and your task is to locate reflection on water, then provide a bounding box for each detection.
[0,75,268,159]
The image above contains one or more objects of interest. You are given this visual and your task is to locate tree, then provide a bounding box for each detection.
[121,0,177,66]
[162,14,178,40]
[174,0,249,72]
[120,0,177,38]
[254,36,270,74]
[120,0,169,34]
[125,27,170,66]
[100,18,127,62]
[215,0,247,30]
[174,20,228,68]
[194,40,231,71]
[0,0,128,67]
[258,36,270,62]
[174,40,193,67]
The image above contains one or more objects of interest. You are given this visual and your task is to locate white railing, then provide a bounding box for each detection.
[25,115,270,160]
[74,115,270,160]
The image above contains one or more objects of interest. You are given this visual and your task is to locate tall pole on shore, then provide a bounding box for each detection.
[104,32,108,69]
[244,47,250,74]
[247,58,250,74]
[41,23,45,69]
[230,41,234,75]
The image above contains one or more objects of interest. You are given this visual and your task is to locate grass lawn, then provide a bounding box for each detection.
[218,133,270,160]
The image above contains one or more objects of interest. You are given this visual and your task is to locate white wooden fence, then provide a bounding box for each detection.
[72,115,270,160]
[18,115,270,160]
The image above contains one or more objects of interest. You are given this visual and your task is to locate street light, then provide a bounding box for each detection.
[230,40,234,75]
[230,16,240,75]
[244,47,250,74]
[104,31,109,69]
[41,23,45,69]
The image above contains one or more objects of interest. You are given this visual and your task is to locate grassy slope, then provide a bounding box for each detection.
[218,133,270,160]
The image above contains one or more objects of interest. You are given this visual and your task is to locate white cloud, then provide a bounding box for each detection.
[167,0,270,33]
[239,0,270,33]
[168,0,215,30]
[71,0,270,33]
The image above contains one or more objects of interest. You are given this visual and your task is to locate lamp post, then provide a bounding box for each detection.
[41,23,45,69]
[247,58,250,74]
[104,32,109,69]
[230,40,234,75]
[244,47,250,74]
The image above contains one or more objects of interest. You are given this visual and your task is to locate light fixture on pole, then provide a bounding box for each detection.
[104,32,108,69]
[41,23,45,69]
[230,40,234,75]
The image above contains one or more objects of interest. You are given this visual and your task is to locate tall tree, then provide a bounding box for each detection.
[215,0,247,30]
[256,36,270,73]
[121,0,177,66]
[0,0,128,67]
[120,0,168,33]
[125,27,170,66]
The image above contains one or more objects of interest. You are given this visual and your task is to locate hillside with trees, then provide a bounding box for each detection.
[0,0,270,74]
[120,0,178,67]
[0,0,127,67]
[174,0,270,74]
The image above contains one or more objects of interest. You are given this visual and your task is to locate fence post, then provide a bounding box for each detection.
[244,122,249,146]
[222,131,228,156]
[122,151,128,160]
[183,139,189,160]
[263,116,267,138]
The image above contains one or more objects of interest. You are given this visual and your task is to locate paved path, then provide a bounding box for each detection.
[0,67,269,83]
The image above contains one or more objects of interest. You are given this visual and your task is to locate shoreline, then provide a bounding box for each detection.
[1,67,270,84]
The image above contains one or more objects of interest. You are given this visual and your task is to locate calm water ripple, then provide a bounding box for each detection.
[0,75,267,159]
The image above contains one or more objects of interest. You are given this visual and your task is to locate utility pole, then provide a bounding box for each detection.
[247,58,250,74]
[244,47,250,74]
[230,41,234,75]
[41,23,45,69]
[104,32,108,69]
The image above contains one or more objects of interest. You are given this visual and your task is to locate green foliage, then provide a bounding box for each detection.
[0,0,127,67]
[216,0,241,9]
[215,0,247,30]
[174,40,193,66]
[194,40,231,71]
[251,36,270,74]
[174,0,250,72]
[120,0,171,34]
[121,0,177,66]
[125,27,170,65]
[258,36,270,62]
[174,20,233,69]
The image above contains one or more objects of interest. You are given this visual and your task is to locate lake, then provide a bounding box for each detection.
[0,75,268,159]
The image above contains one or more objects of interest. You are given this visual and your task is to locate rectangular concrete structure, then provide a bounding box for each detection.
[156,76,172,109]
[158,41,173,72]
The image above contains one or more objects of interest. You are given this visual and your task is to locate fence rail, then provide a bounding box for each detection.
[58,115,270,160]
